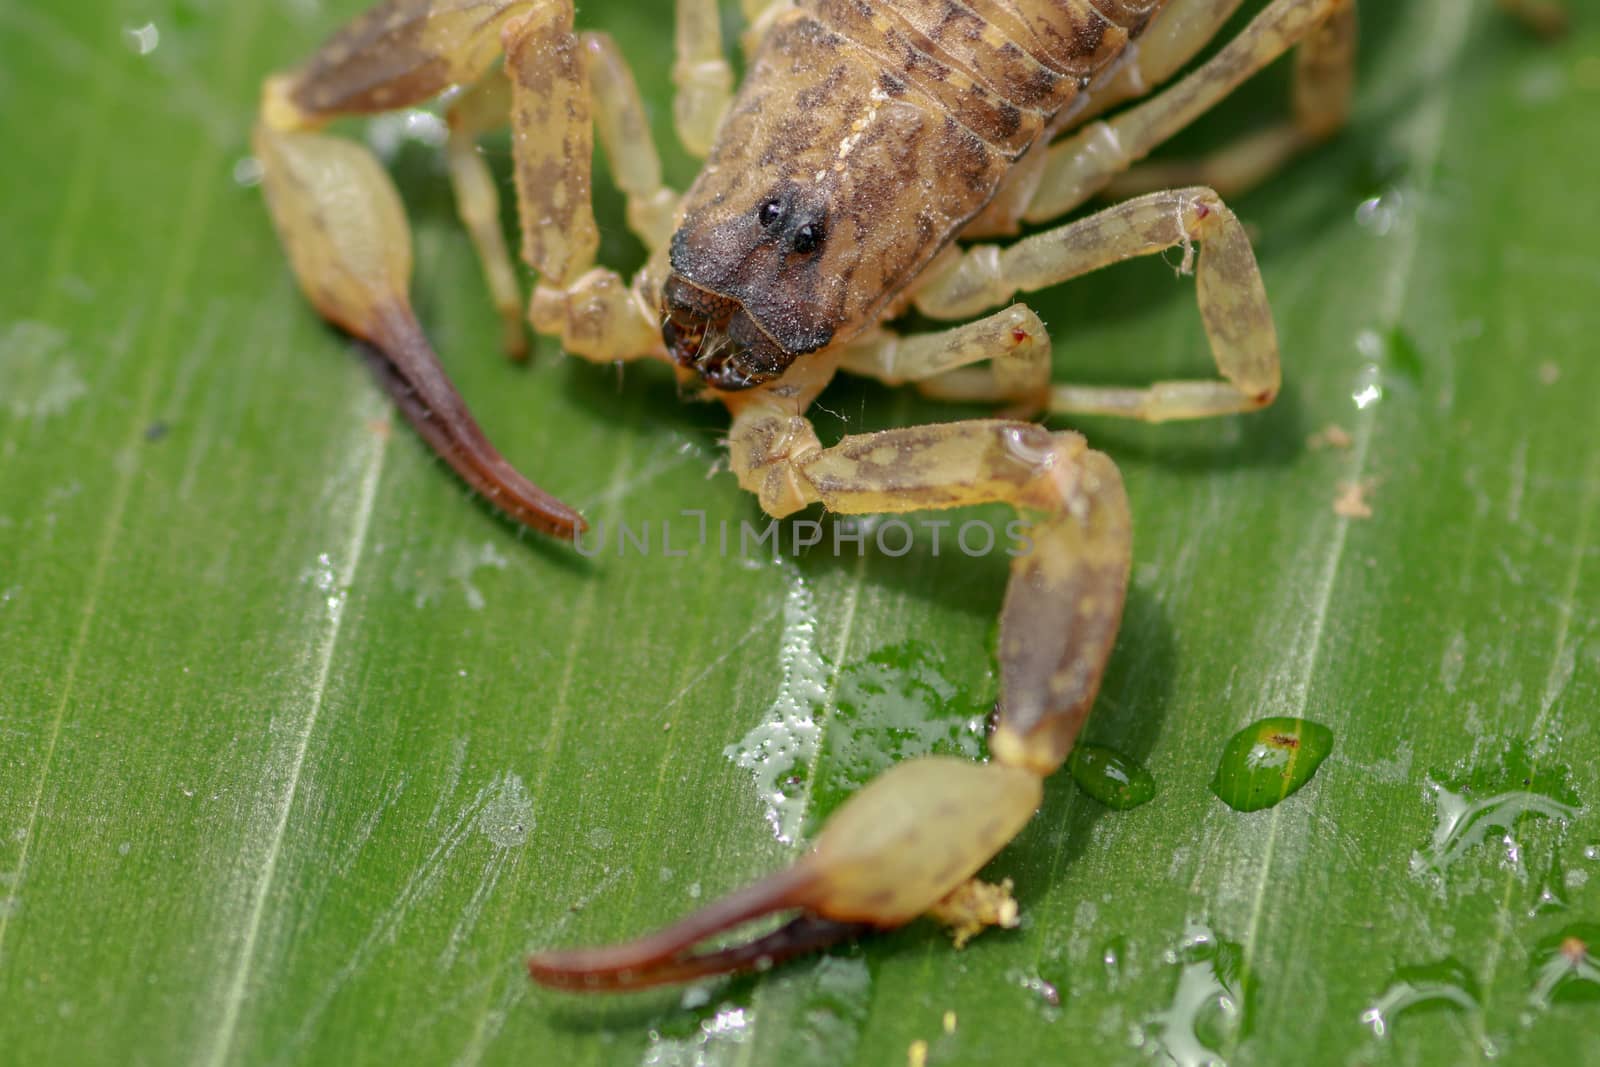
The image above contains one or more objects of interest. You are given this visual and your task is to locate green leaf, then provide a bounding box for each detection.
[2,2,1597,1064]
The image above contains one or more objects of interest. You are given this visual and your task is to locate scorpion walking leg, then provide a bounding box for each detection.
[1105,1,1356,201]
[447,29,680,357]
[837,304,1053,409]
[915,188,1278,422]
[584,34,681,252]
[971,0,1355,232]
[674,0,735,155]
[530,415,1131,989]
[446,75,527,358]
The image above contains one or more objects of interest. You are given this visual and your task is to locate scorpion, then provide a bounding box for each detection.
[252,0,1544,992]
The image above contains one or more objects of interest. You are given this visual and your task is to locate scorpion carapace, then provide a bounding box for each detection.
[255,0,1382,991]
[663,1,1164,390]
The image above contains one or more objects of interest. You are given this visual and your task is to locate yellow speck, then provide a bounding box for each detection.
[1307,423,1352,451]
[942,1010,957,1034]
[1334,480,1374,520]
[908,1039,929,1067]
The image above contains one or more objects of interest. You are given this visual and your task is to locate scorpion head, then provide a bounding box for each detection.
[661,15,1009,393]
[662,182,838,391]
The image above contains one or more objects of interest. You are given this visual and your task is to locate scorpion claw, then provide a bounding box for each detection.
[529,908,870,992]
[530,757,1043,990]
[527,863,841,991]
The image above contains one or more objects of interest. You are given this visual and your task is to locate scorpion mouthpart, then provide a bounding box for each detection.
[527,865,866,992]
[364,308,587,539]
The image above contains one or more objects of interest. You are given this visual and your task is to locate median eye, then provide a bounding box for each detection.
[758,199,785,229]
[791,221,824,255]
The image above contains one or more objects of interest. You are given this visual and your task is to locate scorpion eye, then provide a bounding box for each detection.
[758,199,785,229]
[791,220,824,255]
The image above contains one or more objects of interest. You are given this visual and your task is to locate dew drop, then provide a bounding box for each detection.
[1360,958,1480,1038]
[1143,923,1249,1067]
[1068,745,1156,810]
[1411,742,1579,880]
[1210,717,1334,812]
[122,21,160,55]
[1528,923,1600,1008]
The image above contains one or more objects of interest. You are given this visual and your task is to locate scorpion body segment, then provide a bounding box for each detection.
[255,0,1383,990]
[666,0,1171,388]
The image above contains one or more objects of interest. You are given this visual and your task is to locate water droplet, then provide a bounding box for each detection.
[640,1003,752,1066]
[1210,717,1334,812]
[725,568,826,842]
[1411,742,1579,880]
[477,773,533,848]
[1068,745,1156,810]
[1007,968,1061,1012]
[1102,934,1129,987]
[1531,850,1570,916]
[1360,958,1480,1037]
[365,109,449,161]
[812,640,987,823]
[1144,924,1249,1067]
[1354,187,1405,236]
[122,21,160,55]
[1528,923,1600,1007]
[232,156,264,188]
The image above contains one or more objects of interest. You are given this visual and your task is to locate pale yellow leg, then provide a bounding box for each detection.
[988,0,1355,231]
[499,8,670,362]
[837,304,1052,408]
[674,0,735,155]
[738,0,795,58]
[728,411,1130,768]
[914,187,1279,422]
[583,33,680,250]
[446,76,527,357]
[1074,0,1249,124]
[444,27,680,360]
[1104,1,1356,201]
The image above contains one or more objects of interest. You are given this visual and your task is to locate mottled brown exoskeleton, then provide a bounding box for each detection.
[255,0,1364,989]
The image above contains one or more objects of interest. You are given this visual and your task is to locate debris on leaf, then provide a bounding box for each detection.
[928,877,1020,948]
[1307,423,1353,450]
[1334,480,1375,520]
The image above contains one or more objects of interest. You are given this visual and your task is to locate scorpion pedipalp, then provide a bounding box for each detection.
[529,758,1044,989]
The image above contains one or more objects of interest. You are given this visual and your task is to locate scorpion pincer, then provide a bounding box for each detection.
[255,0,1367,989]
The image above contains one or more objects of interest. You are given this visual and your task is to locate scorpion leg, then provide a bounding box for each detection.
[530,415,1131,988]
[837,304,1053,411]
[972,0,1355,232]
[674,0,735,155]
[914,187,1278,422]
[584,34,681,252]
[445,74,527,358]
[1104,0,1356,201]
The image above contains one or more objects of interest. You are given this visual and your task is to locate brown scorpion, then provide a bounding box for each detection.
[255,0,1388,990]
